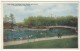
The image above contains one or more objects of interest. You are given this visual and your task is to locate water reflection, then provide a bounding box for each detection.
[4,28,76,42]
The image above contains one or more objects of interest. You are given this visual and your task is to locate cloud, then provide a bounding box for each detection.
[3,3,78,22]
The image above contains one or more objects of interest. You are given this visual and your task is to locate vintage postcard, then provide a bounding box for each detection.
[2,1,78,49]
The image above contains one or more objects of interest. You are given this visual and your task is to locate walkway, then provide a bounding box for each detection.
[4,35,78,46]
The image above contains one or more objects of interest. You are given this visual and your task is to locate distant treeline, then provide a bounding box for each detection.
[24,15,78,27]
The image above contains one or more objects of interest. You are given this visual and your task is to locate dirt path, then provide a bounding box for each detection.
[4,35,77,46]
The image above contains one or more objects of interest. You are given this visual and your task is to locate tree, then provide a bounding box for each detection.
[3,15,9,23]
[10,14,15,28]
[23,15,78,28]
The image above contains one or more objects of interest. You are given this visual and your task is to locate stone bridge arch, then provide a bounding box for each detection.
[46,26,77,34]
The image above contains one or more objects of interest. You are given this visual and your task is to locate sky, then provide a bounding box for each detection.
[3,3,78,22]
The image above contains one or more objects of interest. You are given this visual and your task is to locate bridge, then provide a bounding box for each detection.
[25,26,77,32]
[46,26,77,31]
[48,26,76,29]
[29,26,77,32]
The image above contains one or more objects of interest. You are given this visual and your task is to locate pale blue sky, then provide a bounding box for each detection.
[3,3,78,22]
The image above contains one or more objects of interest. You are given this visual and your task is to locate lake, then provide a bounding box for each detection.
[3,28,76,42]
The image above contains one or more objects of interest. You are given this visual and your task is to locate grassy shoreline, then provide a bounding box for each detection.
[4,37,78,49]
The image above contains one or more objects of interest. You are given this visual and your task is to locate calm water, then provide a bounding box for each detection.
[4,28,76,42]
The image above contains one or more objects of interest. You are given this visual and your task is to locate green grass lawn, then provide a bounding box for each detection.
[4,37,78,49]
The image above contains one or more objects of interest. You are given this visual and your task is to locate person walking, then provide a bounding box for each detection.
[57,33,62,38]
[58,33,60,38]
